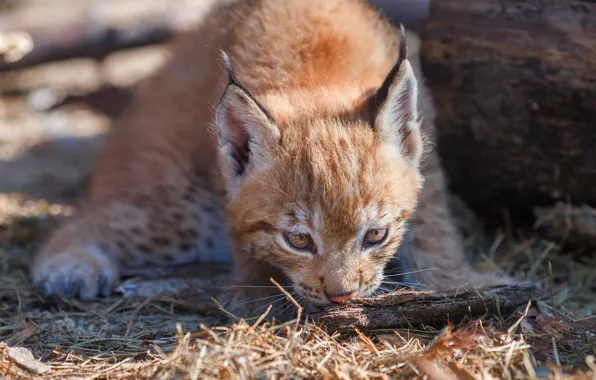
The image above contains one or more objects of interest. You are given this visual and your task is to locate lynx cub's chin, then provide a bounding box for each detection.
[31,0,511,319]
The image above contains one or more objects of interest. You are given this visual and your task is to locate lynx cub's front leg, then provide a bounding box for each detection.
[32,175,231,299]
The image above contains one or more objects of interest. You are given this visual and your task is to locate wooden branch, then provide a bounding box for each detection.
[311,283,547,332]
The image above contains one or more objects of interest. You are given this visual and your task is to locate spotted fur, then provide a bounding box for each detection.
[31,0,511,318]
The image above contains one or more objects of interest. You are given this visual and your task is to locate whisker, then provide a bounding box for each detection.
[245,212,289,223]
[374,287,393,294]
[268,299,292,315]
[252,292,299,313]
[251,177,292,199]
[220,285,294,289]
[278,302,296,316]
[267,290,303,315]
[236,294,288,307]
[381,279,425,286]
[381,280,427,288]
[384,267,439,276]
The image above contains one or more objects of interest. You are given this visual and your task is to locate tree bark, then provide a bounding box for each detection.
[419,0,596,219]
[311,283,546,332]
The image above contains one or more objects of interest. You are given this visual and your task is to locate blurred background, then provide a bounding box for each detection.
[0,0,594,342]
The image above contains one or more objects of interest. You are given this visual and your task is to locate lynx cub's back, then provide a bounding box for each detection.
[31,0,510,317]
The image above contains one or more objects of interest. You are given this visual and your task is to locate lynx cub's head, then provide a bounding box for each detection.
[215,31,424,309]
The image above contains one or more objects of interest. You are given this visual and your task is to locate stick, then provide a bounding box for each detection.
[310,283,547,332]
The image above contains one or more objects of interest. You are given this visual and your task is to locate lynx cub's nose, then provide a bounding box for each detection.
[327,290,358,304]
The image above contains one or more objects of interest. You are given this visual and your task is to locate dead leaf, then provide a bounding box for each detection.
[7,345,50,374]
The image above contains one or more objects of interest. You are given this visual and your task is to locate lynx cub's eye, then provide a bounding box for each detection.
[284,231,314,252]
[364,227,388,247]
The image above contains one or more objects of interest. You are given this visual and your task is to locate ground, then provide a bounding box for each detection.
[0,0,595,378]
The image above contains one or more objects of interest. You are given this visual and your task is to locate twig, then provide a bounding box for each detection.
[269,277,303,321]
[311,283,547,333]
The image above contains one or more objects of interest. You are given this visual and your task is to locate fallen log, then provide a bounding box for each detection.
[420,0,596,218]
[311,283,547,332]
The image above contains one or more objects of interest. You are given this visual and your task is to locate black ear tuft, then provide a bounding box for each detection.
[398,24,407,66]
[218,49,274,123]
[220,50,241,88]
[215,51,281,197]
[367,25,423,168]
[371,24,408,111]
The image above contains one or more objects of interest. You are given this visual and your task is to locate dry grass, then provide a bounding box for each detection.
[0,193,595,379]
[0,3,595,376]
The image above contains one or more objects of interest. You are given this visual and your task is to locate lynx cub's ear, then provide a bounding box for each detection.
[215,51,281,198]
[373,25,423,169]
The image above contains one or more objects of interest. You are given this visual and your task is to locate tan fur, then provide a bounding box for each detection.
[31,0,511,316]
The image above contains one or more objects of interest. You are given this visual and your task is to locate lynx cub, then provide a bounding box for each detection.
[31,0,510,317]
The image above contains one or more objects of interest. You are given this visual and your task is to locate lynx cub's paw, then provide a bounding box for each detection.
[31,246,120,299]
